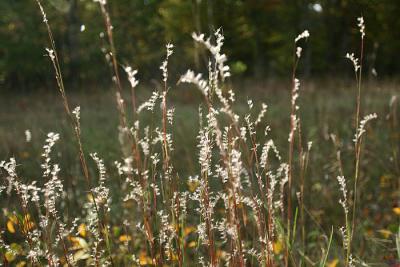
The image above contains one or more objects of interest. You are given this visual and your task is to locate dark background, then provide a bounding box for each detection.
[1,0,399,91]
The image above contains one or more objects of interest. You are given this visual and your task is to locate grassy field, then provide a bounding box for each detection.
[1,4,399,265]
[2,80,398,177]
[1,80,399,265]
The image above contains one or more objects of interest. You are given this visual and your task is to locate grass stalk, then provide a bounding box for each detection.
[35,1,115,265]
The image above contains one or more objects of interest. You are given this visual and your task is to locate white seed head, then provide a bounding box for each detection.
[45,48,55,61]
[124,66,139,89]
[25,130,32,142]
[336,175,348,215]
[357,16,365,38]
[295,30,310,43]
[296,46,303,58]
[72,106,80,123]
[345,53,360,72]
[179,70,210,96]
[354,113,377,143]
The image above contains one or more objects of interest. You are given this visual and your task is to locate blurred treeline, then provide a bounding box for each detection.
[1,0,400,91]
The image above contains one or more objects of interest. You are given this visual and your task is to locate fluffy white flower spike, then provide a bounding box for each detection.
[357,16,365,39]
[295,30,310,43]
[124,66,139,89]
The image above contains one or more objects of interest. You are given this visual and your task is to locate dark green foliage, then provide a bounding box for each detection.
[1,0,400,90]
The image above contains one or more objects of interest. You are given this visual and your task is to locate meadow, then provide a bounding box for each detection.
[0,1,399,266]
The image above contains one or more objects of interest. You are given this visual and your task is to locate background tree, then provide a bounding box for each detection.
[1,0,399,91]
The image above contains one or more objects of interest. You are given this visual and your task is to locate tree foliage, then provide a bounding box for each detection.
[1,0,399,90]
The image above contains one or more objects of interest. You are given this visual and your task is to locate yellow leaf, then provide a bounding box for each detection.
[9,215,18,224]
[69,236,89,250]
[216,249,226,259]
[78,223,86,237]
[5,250,16,262]
[187,241,197,248]
[187,180,199,192]
[6,214,18,233]
[16,261,26,267]
[10,243,23,254]
[7,220,15,233]
[378,229,392,239]
[87,193,94,203]
[184,226,196,236]
[167,251,178,261]
[273,240,283,254]
[119,235,132,242]
[393,207,400,216]
[327,259,339,267]
[139,251,153,266]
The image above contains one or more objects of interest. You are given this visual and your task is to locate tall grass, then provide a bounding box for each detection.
[0,2,398,267]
